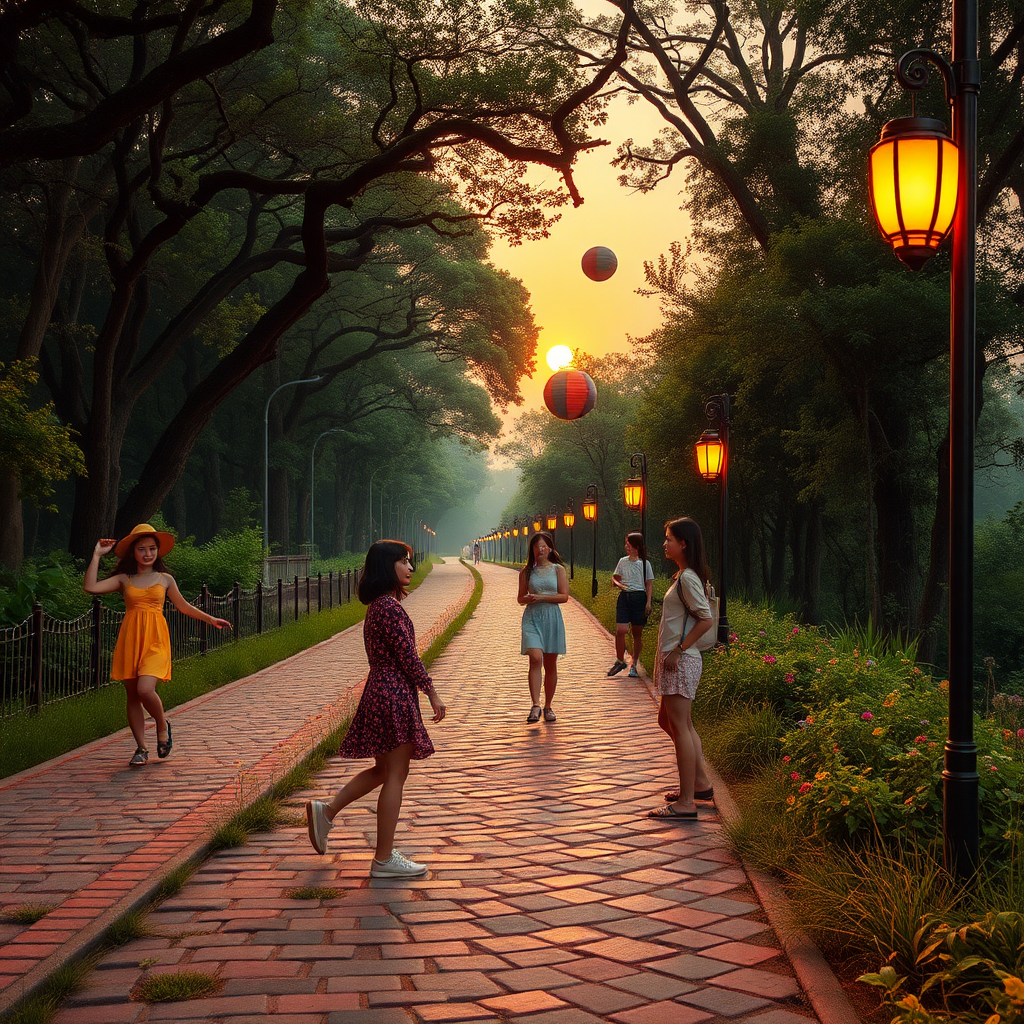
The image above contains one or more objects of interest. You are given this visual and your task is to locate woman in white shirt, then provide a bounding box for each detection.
[607,532,654,678]
[649,517,715,819]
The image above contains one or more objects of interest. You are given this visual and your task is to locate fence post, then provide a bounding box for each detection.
[277,578,283,627]
[305,574,310,615]
[31,602,43,712]
[232,582,240,638]
[328,571,333,610]
[317,572,322,612]
[346,568,351,602]
[200,584,209,655]
[294,575,299,621]
[91,597,102,690]
[256,582,263,634]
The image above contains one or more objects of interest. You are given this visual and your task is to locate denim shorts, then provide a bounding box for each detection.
[615,589,649,626]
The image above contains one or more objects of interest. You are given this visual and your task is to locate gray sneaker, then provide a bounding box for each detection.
[370,850,428,877]
[305,800,332,855]
[628,665,640,678]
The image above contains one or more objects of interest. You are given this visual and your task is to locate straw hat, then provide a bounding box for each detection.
[114,523,176,559]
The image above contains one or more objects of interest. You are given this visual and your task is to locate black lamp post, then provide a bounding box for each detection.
[695,395,732,647]
[563,499,576,580]
[512,517,520,564]
[866,4,979,879]
[624,452,648,546]
[582,484,598,598]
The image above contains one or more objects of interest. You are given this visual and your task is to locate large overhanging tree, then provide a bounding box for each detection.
[0,0,627,566]
[559,0,1024,638]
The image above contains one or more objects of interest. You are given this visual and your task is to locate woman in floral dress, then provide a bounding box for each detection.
[305,541,446,877]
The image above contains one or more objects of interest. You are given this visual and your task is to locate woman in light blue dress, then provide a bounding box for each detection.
[517,531,568,724]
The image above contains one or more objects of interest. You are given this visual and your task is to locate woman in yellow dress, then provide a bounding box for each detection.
[84,524,231,767]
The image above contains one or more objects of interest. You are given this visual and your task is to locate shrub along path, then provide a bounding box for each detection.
[0,560,475,1014]
[51,561,845,1024]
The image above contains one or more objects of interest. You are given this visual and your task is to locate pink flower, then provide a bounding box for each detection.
[907,749,919,756]
[729,633,738,641]
[915,736,928,743]
[792,626,800,635]
[990,765,999,772]
[782,755,791,763]
[799,782,812,794]
[861,712,874,721]
[763,655,776,665]
[784,673,795,684]
[790,772,800,781]
[1017,729,1024,740]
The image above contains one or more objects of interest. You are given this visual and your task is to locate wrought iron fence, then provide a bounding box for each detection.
[0,571,357,719]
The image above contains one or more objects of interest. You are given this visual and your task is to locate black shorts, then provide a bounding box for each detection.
[616,589,649,626]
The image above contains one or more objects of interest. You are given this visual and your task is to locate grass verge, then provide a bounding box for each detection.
[0,558,437,779]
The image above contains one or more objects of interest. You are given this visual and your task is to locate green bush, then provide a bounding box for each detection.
[0,550,90,625]
[163,526,264,595]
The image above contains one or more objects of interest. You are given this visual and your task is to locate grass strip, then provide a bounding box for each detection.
[0,559,436,779]
[421,560,482,671]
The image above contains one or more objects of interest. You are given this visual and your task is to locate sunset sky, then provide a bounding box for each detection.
[487,88,693,423]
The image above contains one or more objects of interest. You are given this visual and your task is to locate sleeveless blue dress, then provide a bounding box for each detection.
[521,564,567,655]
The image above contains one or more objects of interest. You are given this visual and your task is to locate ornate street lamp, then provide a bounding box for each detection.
[582,484,598,598]
[695,395,732,647]
[623,452,648,545]
[533,513,542,533]
[866,17,979,879]
[546,506,559,532]
[563,499,576,580]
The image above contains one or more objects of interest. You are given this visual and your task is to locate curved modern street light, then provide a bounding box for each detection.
[866,3,979,879]
[695,395,732,647]
[582,484,598,598]
[264,375,322,554]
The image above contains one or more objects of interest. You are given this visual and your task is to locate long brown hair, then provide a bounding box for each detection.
[519,531,564,580]
[665,517,709,588]
[110,536,169,578]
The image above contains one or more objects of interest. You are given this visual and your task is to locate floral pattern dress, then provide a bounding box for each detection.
[338,595,436,761]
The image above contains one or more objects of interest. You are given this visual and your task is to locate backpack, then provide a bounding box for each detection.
[675,574,720,652]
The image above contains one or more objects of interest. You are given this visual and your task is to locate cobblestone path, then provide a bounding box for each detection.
[47,560,825,1024]
[0,561,474,1011]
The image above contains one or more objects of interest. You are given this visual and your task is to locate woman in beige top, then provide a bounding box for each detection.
[649,517,715,819]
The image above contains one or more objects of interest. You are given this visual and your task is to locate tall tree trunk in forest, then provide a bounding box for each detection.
[789,506,805,605]
[738,518,753,593]
[769,502,787,597]
[168,478,187,537]
[0,472,24,572]
[804,502,823,622]
[269,466,290,554]
[859,386,881,626]
[201,450,226,538]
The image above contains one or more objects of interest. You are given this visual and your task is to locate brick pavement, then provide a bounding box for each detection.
[44,560,827,1024]
[0,561,474,1011]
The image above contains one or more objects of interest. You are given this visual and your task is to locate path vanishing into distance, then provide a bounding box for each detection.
[2,558,861,1024]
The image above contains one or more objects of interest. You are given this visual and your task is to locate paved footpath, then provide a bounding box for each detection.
[42,560,838,1024]
[0,561,474,1013]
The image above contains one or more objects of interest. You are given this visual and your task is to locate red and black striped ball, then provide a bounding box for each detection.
[581,246,617,281]
[544,370,597,420]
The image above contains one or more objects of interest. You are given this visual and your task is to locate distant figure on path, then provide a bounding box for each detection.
[607,531,654,678]
[83,524,231,768]
[518,531,568,724]
[649,517,715,819]
[305,540,446,878]
[473,541,482,564]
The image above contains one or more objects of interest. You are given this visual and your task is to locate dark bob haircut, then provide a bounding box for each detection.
[358,540,413,604]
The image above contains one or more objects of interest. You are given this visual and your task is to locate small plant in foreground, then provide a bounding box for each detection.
[284,886,341,900]
[103,909,150,947]
[2,904,53,925]
[135,971,221,1003]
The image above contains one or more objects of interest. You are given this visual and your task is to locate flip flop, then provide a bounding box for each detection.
[665,788,714,802]
[647,804,698,819]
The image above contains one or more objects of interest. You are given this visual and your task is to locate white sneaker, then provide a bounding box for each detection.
[370,850,428,877]
[305,800,332,855]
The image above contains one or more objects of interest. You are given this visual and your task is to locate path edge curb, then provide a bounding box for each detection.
[567,593,864,1024]
[0,561,476,1021]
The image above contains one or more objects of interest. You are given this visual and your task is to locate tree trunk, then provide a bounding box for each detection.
[168,477,187,537]
[769,501,787,597]
[269,465,290,554]
[0,471,25,572]
[789,505,805,605]
[200,448,226,538]
[804,501,822,623]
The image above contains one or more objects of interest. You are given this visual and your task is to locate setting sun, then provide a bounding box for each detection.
[545,345,574,371]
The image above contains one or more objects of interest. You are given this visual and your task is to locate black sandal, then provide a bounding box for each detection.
[526,705,542,723]
[157,722,173,759]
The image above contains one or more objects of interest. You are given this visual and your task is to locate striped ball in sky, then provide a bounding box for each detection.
[581,245,617,281]
[544,370,597,420]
